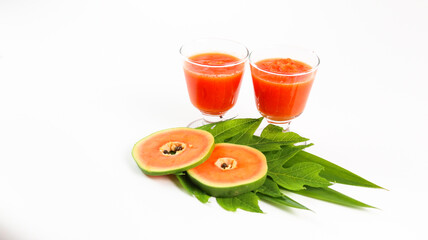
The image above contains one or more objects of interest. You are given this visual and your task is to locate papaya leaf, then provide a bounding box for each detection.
[245,136,282,152]
[197,118,263,143]
[255,178,309,210]
[216,192,263,213]
[255,177,282,197]
[291,186,375,208]
[239,125,310,152]
[265,144,313,169]
[186,118,383,213]
[226,117,263,144]
[260,124,309,144]
[176,174,210,203]
[216,198,236,212]
[268,162,332,191]
[257,193,309,210]
[286,151,383,189]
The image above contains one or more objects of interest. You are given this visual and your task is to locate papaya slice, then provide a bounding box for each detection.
[132,128,215,176]
[187,143,267,197]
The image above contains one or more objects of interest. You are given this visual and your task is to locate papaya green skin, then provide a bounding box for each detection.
[132,128,215,176]
[188,172,267,197]
[134,146,214,176]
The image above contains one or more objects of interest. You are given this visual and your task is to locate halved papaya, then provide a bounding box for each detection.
[187,143,267,197]
[132,128,215,176]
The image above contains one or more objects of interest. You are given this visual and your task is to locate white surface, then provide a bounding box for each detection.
[1,0,427,239]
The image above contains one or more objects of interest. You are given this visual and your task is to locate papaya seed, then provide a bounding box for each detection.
[215,157,237,170]
[160,141,187,156]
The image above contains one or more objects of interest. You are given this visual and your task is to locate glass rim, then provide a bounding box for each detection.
[179,38,249,68]
[249,45,320,77]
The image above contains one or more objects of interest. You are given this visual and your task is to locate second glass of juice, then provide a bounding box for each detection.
[180,38,249,127]
[249,45,320,131]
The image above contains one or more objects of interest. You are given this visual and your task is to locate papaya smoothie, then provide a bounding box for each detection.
[250,58,317,123]
[183,52,245,116]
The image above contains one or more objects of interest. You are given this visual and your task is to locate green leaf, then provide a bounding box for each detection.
[245,136,282,152]
[176,174,210,203]
[226,117,263,144]
[255,178,309,210]
[257,193,309,210]
[197,118,263,143]
[216,192,263,213]
[235,124,310,152]
[241,126,309,152]
[292,187,375,208]
[269,162,332,191]
[255,177,282,197]
[181,117,383,213]
[265,144,313,169]
[286,151,383,189]
[261,124,309,144]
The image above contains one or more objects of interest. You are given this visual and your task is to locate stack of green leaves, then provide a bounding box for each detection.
[175,118,383,213]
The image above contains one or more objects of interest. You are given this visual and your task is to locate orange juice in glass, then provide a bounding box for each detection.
[250,46,320,131]
[180,39,249,127]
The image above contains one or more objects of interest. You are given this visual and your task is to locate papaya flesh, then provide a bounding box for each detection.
[187,143,267,197]
[132,128,215,176]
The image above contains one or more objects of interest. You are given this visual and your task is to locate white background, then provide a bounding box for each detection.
[1,0,427,239]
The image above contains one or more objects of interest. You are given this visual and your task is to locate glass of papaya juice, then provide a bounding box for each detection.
[180,38,249,127]
[249,45,320,131]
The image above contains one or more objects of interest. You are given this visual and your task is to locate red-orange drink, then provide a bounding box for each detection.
[183,53,245,116]
[251,58,317,122]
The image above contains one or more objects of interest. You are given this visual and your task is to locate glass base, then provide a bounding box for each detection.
[254,119,291,136]
[266,119,291,132]
[187,118,209,128]
[187,112,238,128]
